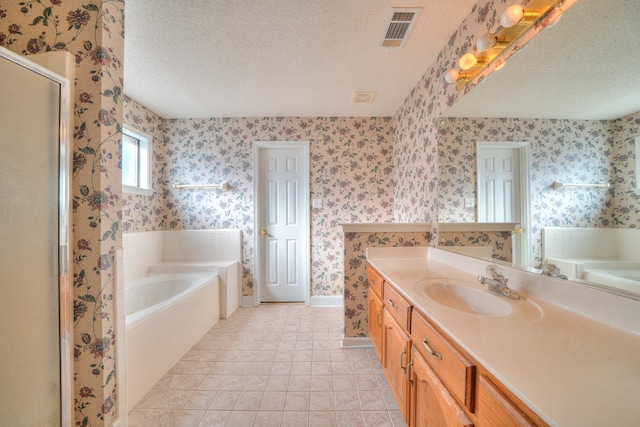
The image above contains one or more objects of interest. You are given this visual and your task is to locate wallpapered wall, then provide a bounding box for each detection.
[438,113,640,264]
[1,1,124,425]
[123,96,396,298]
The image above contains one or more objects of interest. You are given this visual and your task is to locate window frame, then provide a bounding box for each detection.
[122,124,153,196]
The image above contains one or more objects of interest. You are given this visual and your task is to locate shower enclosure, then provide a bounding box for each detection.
[0,47,72,426]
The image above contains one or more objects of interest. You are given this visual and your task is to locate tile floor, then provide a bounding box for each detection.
[128,303,405,427]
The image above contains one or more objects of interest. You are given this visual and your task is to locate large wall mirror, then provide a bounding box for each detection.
[437,0,640,300]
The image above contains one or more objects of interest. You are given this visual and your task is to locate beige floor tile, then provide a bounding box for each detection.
[284,391,310,411]
[309,411,337,427]
[242,375,269,391]
[359,390,386,411]
[253,411,283,426]
[309,391,335,411]
[171,409,204,427]
[335,411,365,427]
[281,410,309,427]
[362,411,393,427]
[197,410,230,426]
[259,391,287,411]
[208,390,239,410]
[128,305,402,427]
[334,390,361,411]
[183,390,217,410]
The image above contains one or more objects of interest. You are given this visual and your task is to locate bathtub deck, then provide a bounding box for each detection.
[128,303,403,427]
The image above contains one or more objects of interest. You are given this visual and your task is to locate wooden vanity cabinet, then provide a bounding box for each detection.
[475,373,540,427]
[383,306,412,421]
[368,288,384,363]
[382,280,413,420]
[411,310,476,412]
[366,263,546,427]
[410,346,474,427]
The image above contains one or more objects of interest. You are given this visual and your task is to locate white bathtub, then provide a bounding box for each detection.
[125,272,220,410]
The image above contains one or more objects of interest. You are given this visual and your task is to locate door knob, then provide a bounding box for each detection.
[260,229,267,236]
[513,227,523,234]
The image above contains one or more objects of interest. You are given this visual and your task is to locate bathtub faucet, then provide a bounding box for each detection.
[477,264,520,299]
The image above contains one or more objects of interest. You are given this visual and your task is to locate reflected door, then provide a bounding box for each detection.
[0,52,65,425]
[477,141,531,266]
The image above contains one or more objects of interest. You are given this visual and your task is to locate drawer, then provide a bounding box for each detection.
[411,310,476,412]
[383,282,412,332]
[367,264,384,299]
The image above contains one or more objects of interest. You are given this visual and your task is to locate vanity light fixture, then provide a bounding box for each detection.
[476,33,510,52]
[500,4,541,28]
[444,0,564,90]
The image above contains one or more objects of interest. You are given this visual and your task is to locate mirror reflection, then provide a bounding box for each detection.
[437,0,640,299]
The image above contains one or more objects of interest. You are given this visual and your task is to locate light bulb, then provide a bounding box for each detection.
[500,4,524,28]
[444,69,459,84]
[476,33,497,52]
[458,53,477,71]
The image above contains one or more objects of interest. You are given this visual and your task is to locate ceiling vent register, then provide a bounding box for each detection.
[381,8,421,48]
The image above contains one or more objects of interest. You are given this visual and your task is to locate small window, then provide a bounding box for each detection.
[122,125,153,196]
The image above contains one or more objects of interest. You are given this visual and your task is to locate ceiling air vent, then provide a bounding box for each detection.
[381,8,421,48]
[351,92,376,104]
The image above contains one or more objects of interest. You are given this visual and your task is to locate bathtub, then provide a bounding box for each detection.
[125,272,220,410]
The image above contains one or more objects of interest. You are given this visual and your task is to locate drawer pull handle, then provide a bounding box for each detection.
[400,348,407,373]
[423,338,442,360]
[387,298,398,309]
[376,309,382,326]
[407,359,414,386]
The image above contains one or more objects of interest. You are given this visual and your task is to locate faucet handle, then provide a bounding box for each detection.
[486,264,502,278]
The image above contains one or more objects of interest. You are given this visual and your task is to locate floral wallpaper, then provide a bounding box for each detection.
[122,96,167,232]
[343,231,432,337]
[1,0,124,425]
[612,111,640,226]
[439,230,513,262]
[437,116,636,264]
[121,106,396,298]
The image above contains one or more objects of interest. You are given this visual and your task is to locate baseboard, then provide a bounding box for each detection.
[241,295,255,307]
[310,295,343,307]
[340,336,372,348]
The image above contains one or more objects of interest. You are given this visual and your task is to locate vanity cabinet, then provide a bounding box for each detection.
[367,262,548,427]
[382,280,413,421]
[476,373,538,427]
[367,266,384,363]
[384,310,412,420]
[410,346,474,427]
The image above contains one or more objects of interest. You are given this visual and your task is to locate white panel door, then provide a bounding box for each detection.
[477,147,521,222]
[258,146,308,302]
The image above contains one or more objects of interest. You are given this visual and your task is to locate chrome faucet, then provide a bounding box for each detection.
[477,265,520,299]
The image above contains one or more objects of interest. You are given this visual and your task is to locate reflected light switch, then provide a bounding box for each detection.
[312,198,323,209]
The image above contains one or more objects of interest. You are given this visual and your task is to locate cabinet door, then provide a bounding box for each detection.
[368,290,384,364]
[411,346,474,427]
[476,374,538,427]
[384,310,411,421]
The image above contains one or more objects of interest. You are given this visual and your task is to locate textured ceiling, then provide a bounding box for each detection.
[123,0,477,119]
[443,0,640,120]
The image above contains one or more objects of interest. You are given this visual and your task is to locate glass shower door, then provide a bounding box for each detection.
[0,48,70,426]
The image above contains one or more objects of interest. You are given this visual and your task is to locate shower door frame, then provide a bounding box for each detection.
[0,47,73,426]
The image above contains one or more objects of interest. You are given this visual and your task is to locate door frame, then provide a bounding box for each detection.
[253,141,310,306]
[476,141,532,267]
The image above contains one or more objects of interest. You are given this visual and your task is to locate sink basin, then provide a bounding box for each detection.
[414,278,543,321]
[415,279,512,316]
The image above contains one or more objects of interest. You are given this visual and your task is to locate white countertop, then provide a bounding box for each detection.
[367,247,640,427]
